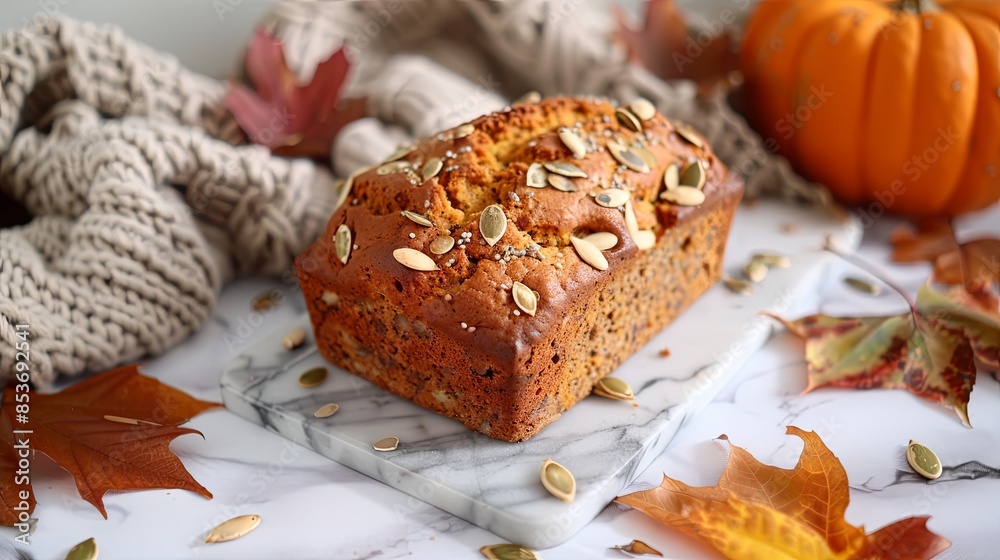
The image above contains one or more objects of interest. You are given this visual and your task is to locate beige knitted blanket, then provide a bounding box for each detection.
[0,2,824,388]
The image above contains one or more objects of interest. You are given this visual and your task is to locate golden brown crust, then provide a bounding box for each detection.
[296,97,743,441]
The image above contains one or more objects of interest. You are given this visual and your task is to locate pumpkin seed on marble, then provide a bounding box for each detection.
[744,260,768,283]
[377,161,410,175]
[452,123,475,139]
[569,236,609,271]
[480,204,508,246]
[373,436,399,452]
[298,367,328,388]
[401,210,433,228]
[630,98,657,121]
[205,514,261,544]
[558,127,587,158]
[594,376,634,400]
[634,230,656,251]
[526,163,548,188]
[514,91,542,105]
[582,232,619,251]
[282,327,306,350]
[608,141,650,173]
[480,544,539,560]
[624,201,640,242]
[512,281,538,317]
[674,123,704,148]
[752,252,791,269]
[663,163,680,190]
[723,277,753,295]
[844,277,881,295]
[313,403,340,418]
[547,174,578,193]
[595,189,631,208]
[544,161,588,178]
[393,248,439,271]
[251,291,280,311]
[907,440,942,480]
[679,160,707,190]
[65,537,98,560]
[335,224,352,265]
[660,186,705,206]
[421,157,443,181]
[615,107,642,132]
[612,539,663,557]
[384,145,413,162]
[430,235,456,255]
[540,458,576,503]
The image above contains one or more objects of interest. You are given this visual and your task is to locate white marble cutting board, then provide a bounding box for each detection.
[220,200,861,549]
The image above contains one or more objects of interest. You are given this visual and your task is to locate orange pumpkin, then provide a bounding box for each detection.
[741,0,999,217]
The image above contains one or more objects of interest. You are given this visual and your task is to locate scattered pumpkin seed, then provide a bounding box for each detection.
[679,160,707,190]
[663,163,680,190]
[514,91,542,104]
[674,123,704,147]
[377,161,410,175]
[907,440,942,480]
[335,224,352,265]
[313,403,340,418]
[844,277,881,295]
[205,514,261,544]
[544,161,588,178]
[723,276,753,295]
[594,376,634,400]
[569,236,609,271]
[401,210,433,227]
[547,174,578,192]
[595,189,631,208]
[512,281,538,317]
[430,235,456,255]
[452,123,475,139]
[384,145,413,163]
[421,157,443,181]
[634,230,656,251]
[480,204,507,246]
[744,260,768,283]
[480,544,539,560]
[393,248,439,271]
[632,146,658,170]
[616,107,642,132]
[660,186,705,206]
[283,327,306,350]
[251,291,280,311]
[540,458,576,502]
[608,141,649,173]
[558,127,587,158]
[752,252,791,269]
[526,162,548,188]
[65,537,98,560]
[582,232,619,250]
[624,201,640,243]
[630,98,657,121]
[298,367,328,388]
[612,539,663,557]
[373,436,399,452]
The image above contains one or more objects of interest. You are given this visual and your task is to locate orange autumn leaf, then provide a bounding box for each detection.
[617,427,951,560]
[0,413,33,526]
[889,219,956,264]
[0,364,220,522]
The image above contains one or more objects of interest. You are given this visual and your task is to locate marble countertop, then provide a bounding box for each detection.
[5,208,999,559]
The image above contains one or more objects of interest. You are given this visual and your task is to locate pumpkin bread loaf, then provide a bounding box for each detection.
[296,97,743,442]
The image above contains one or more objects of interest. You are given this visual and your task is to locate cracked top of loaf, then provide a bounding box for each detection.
[298,96,740,368]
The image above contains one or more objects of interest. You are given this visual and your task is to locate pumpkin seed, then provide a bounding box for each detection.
[452,123,475,139]
[514,91,542,104]
[393,248,439,271]
[675,123,704,147]
[569,236,609,271]
[752,252,791,269]
[401,210,433,227]
[298,367,328,388]
[844,276,881,295]
[661,186,705,206]
[377,161,410,175]
[335,224,352,265]
[663,163,680,190]
[282,327,306,350]
[313,403,340,418]
[612,539,663,557]
[480,544,539,560]
[634,230,656,251]
[430,235,455,255]
[616,107,642,132]
[595,189,631,208]
[65,537,98,560]
[540,458,576,502]
[630,98,657,121]
[526,163,548,188]
[422,157,443,181]
[558,127,587,158]
[594,376,634,400]
[633,146,658,170]
[608,141,649,173]
[547,174,578,192]
[205,514,261,544]
[373,436,399,452]
[480,204,507,246]
[544,161,588,178]
[252,291,280,311]
[723,276,753,295]
[679,160,707,190]
[384,145,413,163]
[582,232,618,250]
[335,165,372,211]
[744,260,768,283]
[906,440,942,480]
[624,201,640,242]
[512,282,538,317]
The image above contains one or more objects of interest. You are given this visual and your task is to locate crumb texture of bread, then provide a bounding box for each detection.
[296,97,743,442]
